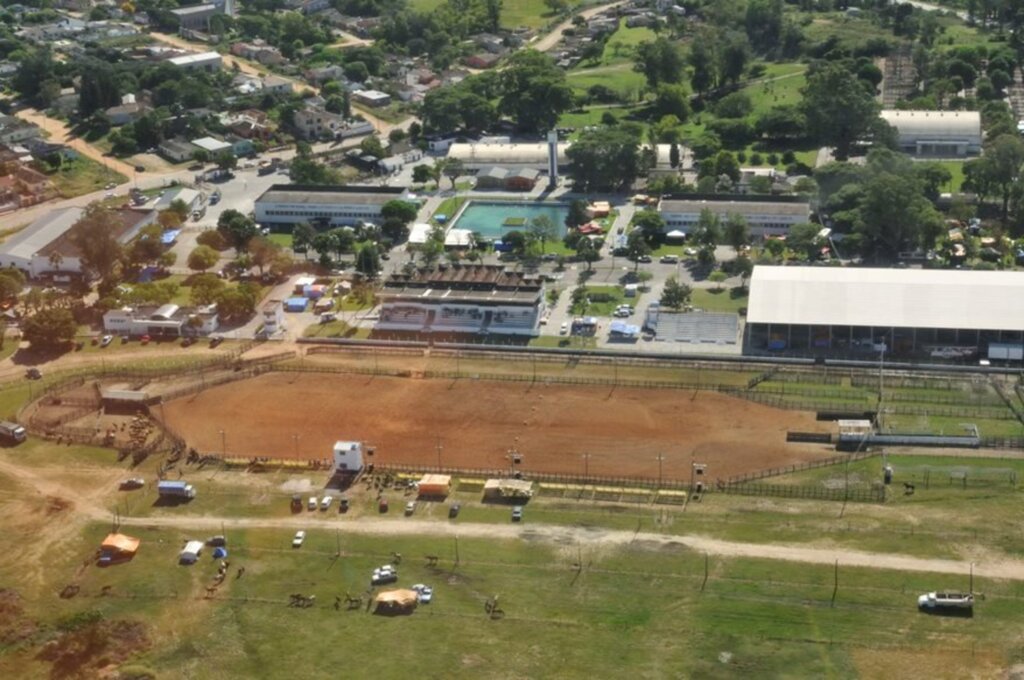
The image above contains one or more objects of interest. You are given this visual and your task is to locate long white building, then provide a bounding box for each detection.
[745,266,1024,359]
[658,196,811,236]
[376,264,545,337]
[254,185,412,226]
[879,110,982,157]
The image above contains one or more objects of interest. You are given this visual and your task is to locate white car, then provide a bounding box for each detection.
[100,334,113,347]
[559,322,569,335]
[307,496,317,511]
[292,530,306,548]
[405,501,416,516]
[411,584,433,603]
[320,496,333,511]
[684,247,698,256]
[917,591,973,610]
[372,565,398,585]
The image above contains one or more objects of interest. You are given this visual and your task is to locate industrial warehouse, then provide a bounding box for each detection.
[744,266,1024,361]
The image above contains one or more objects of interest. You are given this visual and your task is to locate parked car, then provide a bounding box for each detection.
[320,496,333,511]
[411,584,433,603]
[449,503,461,519]
[180,337,195,348]
[918,591,973,611]
[404,501,416,516]
[119,478,145,490]
[511,506,523,522]
[207,535,227,547]
[25,368,42,380]
[684,247,697,256]
[292,530,306,548]
[635,254,653,264]
[307,496,317,511]
[559,322,569,335]
[372,565,398,585]
[100,334,113,347]
[660,254,679,264]
[209,335,224,348]
[378,497,389,513]
[339,497,349,513]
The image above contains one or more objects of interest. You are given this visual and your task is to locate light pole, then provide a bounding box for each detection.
[655,453,666,488]
[292,433,300,457]
[218,429,226,457]
[582,452,591,479]
[435,436,442,471]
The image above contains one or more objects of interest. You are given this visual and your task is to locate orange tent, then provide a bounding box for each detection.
[101,533,141,555]
[374,589,419,613]
[417,474,452,498]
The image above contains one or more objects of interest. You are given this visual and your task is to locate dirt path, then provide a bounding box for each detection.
[15,108,140,178]
[0,447,1019,580]
[533,1,630,53]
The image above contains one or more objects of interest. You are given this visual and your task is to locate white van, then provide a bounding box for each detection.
[308,496,317,511]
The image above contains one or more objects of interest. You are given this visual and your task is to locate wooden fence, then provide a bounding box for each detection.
[724,450,879,485]
[716,481,886,503]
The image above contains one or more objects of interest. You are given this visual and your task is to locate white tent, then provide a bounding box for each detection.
[665,229,687,240]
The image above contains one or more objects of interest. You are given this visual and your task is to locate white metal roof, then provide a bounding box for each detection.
[747,266,1024,331]
[0,207,83,262]
[191,136,230,152]
[879,110,981,138]
[168,51,221,67]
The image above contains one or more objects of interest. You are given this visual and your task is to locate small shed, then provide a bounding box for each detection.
[333,441,364,472]
[504,168,539,191]
[101,389,156,415]
[303,284,327,299]
[179,540,204,565]
[293,276,316,293]
[609,320,640,341]
[285,297,308,312]
[417,474,452,498]
[587,201,611,218]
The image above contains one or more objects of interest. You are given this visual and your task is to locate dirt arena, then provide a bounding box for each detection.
[158,372,834,481]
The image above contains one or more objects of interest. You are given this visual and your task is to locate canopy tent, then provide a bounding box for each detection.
[483,478,534,500]
[374,589,419,612]
[665,229,687,240]
[417,474,452,498]
[577,222,603,235]
[212,547,228,559]
[101,533,140,555]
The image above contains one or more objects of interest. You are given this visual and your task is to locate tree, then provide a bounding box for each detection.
[786,222,821,260]
[566,199,590,230]
[857,172,943,262]
[189,273,225,305]
[634,37,684,88]
[360,135,386,159]
[626,230,651,271]
[527,214,558,253]
[188,245,220,273]
[78,60,120,117]
[800,63,881,160]
[381,200,419,225]
[157,209,183,231]
[633,210,666,244]
[708,270,728,291]
[215,286,258,320]
[197,229,228,250]
[0,269,24,301]
[435,157,465,190]
[688,35,716,95]
[692,209,721,249]
[544,0,568,12]
[215,151,237,171]
[129,225,165,266]
[498,50,575,133]
[660,276,691,310]
[723,214,750,254]
[13,48,55,106]
[652,84,690,120]
[217,210,258,252]
[355,243,381,278]
[566,125,644,192]
[289,155,343,185]
[23,307,76,350]
[292,222,317,259]
[68,205,124,283]
[669,143,680,169]
[167,199,190,221]
[574,236,599,271]
[412,164,437,185]
[247,237,281,275]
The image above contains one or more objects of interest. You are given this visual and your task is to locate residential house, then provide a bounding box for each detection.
[304,64,345,84]
[464,53,501,69]
[167,51,222,72]
[23,139,77,162]
[476,33,506,54]
[51,87,80,115]
[171,4,220,31]
[104,303,219,338]
[505,168,540,192]
[352,90,391,107]
[262,74,293,95]
[0,163,56,212]
[158,137,198,162]
[230,40,286,65]
[105,94,148,126]
[0,116,39,145]
[222,110,273,140]
[474,166,508,189]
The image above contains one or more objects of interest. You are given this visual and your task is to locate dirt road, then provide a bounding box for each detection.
[533,0,631,53]
[15,108,140,178]
[0,450,1020,581]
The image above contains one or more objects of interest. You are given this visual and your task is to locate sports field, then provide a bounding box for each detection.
[159,372,833,480]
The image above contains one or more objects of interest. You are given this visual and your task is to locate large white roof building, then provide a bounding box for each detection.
[745,266,1024,357]
[879,110,982,157]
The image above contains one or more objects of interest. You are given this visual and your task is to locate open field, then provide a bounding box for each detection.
[159,371,833,480]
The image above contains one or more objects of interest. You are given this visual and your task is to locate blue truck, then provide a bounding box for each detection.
[157,480,196,499]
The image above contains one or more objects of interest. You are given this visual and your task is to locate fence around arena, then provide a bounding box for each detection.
[371,462,693,491]
[723,450,879,485]
[716,481,886,503]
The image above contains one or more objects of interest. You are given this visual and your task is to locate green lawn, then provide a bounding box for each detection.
[558,104,638,129]
[567,64,646,99]
[691,287,748,314]
[49,156,127,199]
[590,18,656,67]
[432,196,466,223]
[931,160,965,192]
[267,232,294,249]
[572,284,639,316]
[741,67,807,116]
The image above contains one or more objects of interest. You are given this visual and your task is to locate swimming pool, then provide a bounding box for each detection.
[452,201,571,241]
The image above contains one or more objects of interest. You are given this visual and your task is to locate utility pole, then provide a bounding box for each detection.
[292,433,300,457]
[435,436,442,470]
[656,453,666,488]
[219,429,226,457]
[582,452,591,479]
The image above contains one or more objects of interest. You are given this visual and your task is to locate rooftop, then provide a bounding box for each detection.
[659,197,810,216]
[0,207,82,261]
[381,264,542,303]
[747,266,1024,332]
[39,208,154,259]
[168,51,221,66]
[256,184,406,206]
[879,110,982,135]
[191,136,231,153]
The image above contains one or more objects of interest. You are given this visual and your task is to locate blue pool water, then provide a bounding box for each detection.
[452,201,571,240]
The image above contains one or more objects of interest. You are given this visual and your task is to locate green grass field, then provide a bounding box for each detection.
[691,287,749,314]
[49,156,127,199]
[408,0,578,28]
